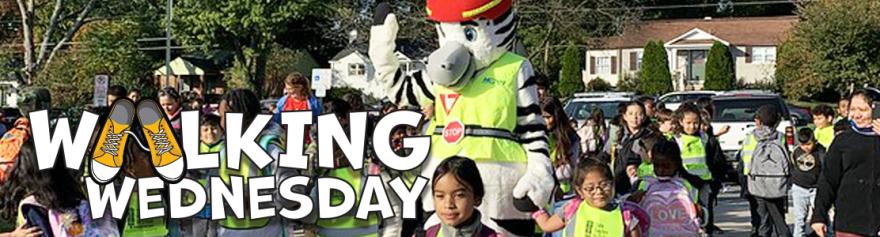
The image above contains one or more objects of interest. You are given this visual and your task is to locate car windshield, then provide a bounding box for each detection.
[713,98,786,122]
[564,101,622,121]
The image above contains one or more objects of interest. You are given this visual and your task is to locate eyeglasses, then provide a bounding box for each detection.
[580,181,613,194]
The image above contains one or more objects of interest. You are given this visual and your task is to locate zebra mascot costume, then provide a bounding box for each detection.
[369,1,553,236]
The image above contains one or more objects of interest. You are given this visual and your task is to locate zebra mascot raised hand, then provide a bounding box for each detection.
[369,1,553,236]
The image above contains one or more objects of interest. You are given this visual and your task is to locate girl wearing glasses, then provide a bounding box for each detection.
[533,158,648,237]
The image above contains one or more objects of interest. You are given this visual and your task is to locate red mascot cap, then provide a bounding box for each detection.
[426,0,512,22]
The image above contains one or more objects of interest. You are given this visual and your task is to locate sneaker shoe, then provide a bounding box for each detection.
[137,99,185,182]
[90,99,135,184]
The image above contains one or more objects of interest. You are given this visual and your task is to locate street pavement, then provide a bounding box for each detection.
[715,184,798,237]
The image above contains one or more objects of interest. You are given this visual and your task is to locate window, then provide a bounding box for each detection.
[635,52,643,70]
[348,63,366,76]
[752,47,777,64]
[596,57,611,74]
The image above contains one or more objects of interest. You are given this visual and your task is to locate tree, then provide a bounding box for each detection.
[35,20,157,108]
[639,41,673,95]
[554,43,585,97]
[704,41,735,90]
[587,78,613,91]
[175,0,324,97]
[777,0,880,99]
[13,0,99,85]
[518,0,642,79]
[263,44,319,98]
[617,73,640,92]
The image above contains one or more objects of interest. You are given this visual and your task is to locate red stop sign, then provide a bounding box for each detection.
[443,121,465,144]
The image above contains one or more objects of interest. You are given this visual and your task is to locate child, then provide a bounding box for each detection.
[427,157,498,237]
[655,108,675,138]
[533,158,648,237]
[673,103,713,182]
[790,128,825,237]
[811,105,835,148]
[1,140,118,236]
[631,140,701,237]
[184,114,223,236]
[744,105,791,237]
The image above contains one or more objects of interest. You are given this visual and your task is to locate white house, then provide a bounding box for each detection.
[328,48,426,99]
[583,16,797,91]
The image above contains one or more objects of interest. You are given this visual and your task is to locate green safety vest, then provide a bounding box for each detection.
[124,190,169,237]
[637,162,654,179]
[675,134,712,181]
[316,167,380,237]
[183,141,225,218]
[815,125,834,149]
[429,52,527,163]
[217,135,283,229]
[740,132,786,175]
[564,201,625,237]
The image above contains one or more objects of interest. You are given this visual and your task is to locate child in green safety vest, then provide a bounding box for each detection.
[180,114,223,236]
[312,98,380,237]
[629,140,702,237]
[532,158,648,237]
[656,108,675,139]
[811,105,836,148]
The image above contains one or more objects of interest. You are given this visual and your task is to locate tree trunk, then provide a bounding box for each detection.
[17,0,34,85]
[252,47,268,98]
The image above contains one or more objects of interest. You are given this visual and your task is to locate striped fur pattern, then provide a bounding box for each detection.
[377,9,550,167]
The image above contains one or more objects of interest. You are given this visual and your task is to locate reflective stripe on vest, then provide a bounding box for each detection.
[124,191,169,237]
[430,52,527,163]
[316,167,380,237]
[676,134,712,181]
[563,201,625,237]
[741,132,786,175]
[218,135,282,229]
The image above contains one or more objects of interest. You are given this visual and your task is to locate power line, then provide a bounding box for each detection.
[518,0,807,14]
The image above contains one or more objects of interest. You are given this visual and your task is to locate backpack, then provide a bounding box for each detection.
[748,134,790,199]
[639,177,701,237]
[18,196,119,237]
[0,118,30,183]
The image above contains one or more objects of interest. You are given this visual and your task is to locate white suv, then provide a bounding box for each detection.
[658,90,722,111]
[564,92,635,127]
[710,91,794,180]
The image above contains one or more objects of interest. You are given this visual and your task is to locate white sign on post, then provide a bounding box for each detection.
[311,68,333,90]
[94,75,109,107]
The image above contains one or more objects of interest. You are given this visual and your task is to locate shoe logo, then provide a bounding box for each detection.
[100,123,125,157]
[149,123,172,156]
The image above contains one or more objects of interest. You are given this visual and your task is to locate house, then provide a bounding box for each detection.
[583,16,798,91]
[328,47,426,100]
[153,55,227,99]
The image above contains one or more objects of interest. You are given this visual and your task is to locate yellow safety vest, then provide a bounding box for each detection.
[814,125,834,149]
[218,135,282,229]
[676,134,713,181]
[429,52,527,162]
[564,201,625,237]
[740,132,786,175]
[316,167,380,237]
[637,162,654,179]
[124,190,169,237]
[185,141,225,219]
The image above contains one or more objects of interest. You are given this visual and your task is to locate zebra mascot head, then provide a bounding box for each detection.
[424,0,518,90]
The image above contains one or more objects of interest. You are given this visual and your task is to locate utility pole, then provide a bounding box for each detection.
[165,0,174,90]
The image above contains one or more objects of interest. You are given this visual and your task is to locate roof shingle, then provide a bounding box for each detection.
[596,16,799,49]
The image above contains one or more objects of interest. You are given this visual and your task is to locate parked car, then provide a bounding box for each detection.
[657,90,721,111]
[787,103,813,127]
[710,91,795,181]
[564,92,635,126]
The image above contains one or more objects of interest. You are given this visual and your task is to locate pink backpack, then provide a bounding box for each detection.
[638,178,701,237]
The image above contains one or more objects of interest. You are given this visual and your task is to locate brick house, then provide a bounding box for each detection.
[583,16,798,91]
